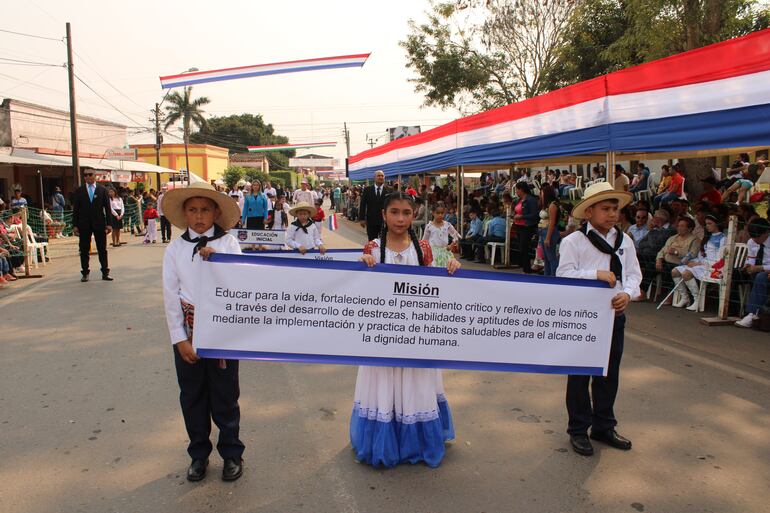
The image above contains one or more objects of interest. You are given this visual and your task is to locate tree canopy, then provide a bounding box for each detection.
[402,0,770,113]
[190,113,295,168]
[163,86,210,143]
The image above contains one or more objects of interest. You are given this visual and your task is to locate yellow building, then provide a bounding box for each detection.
[131,143,229,184]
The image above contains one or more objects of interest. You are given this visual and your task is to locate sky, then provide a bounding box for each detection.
[1,0,459,165]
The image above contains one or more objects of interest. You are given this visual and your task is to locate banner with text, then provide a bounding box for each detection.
[254,249,362,262]
[193,254,617,375]
[230,229,286,246]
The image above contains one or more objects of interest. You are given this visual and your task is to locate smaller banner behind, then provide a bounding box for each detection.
[193,255,617,376]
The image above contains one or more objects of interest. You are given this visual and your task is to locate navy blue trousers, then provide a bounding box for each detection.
[566,314,625,435]
[173,346,245,460]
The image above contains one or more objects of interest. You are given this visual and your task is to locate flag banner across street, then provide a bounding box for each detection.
[193,254,617,376]
[249,248,362,262]
[230,229,286,246]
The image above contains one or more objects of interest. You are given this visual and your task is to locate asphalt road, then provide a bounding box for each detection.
[1,222,768,513]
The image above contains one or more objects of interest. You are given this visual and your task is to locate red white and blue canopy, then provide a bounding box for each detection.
[349,29,770,179]
[160,54,370,89]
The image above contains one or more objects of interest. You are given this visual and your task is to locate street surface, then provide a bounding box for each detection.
[1,218,769,513]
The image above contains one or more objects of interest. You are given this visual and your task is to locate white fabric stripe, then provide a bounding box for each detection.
[350,70,770,171]
[161,58,367,85]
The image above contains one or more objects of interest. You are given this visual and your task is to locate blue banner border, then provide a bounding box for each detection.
[196,348,603,376]
[207,252,610,288]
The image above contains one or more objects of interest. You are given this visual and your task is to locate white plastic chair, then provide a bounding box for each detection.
[568,176,584,200]
[693,243,748,312]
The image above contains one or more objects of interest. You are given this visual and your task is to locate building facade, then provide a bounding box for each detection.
[131,143,229,182]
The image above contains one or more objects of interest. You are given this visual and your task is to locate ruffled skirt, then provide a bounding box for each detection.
[350,366,454,468]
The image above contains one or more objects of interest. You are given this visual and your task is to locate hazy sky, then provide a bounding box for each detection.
[1,0,458,164]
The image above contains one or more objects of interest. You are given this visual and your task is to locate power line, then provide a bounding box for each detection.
[0,27,62,42]
[74,73,150,128]
[73,49,148,112]
[0,56,63,67]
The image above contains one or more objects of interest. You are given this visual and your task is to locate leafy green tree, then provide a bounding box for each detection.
[163,86,210,149]
[190,113,295,168]
[221,166,244,190]
[242,168,269,185]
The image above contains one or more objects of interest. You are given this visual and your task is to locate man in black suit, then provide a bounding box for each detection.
[72,170,113,282]
[359,170,391,241]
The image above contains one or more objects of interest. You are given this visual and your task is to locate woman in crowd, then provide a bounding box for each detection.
[618,205,635,233]
[355,192,459,468]
[537,183,561,276]
[670,215,725,311]
[513,182,539,273]
[657,217,700,306]
[108,187,124,247]
[241,180,269,230]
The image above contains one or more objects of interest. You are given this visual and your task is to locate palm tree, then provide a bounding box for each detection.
[163,86,210,184]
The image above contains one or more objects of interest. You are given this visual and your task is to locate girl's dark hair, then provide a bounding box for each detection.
[699,214,722,256]
[539,183,558,208]
[514,182,530,194]
[379,192,423,265]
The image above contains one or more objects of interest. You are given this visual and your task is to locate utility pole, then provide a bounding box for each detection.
[65,22,81,187]
[153,103,162,166]
[343,122,351,158]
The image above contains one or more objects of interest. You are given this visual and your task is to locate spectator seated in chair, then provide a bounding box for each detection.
[656,217,700,306]
[637,209,676,300]
[459,209,483,260]
[670,215,726,311]
[735,218,770,328]
[473,207,505,263]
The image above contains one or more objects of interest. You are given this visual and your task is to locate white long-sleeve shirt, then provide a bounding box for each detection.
[747,237,770,270]
[556,222,642,299]
[109,197,124,217]
[285,222,322,250]
[162,226,242,345]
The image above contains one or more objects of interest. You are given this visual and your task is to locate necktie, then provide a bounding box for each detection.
[757,243,765,267]
[580,224,624,282]
[88,184,94,203]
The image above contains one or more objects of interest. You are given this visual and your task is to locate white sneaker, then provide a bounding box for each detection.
[686,302,699,312]
[735,313,758,328]
[672,291,689,308]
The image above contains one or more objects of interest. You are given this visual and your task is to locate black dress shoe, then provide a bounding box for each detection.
[80,274,89,282]
[590,429,632,450]
[222,458,243,481]
[102,274,114,281]
[569,434,594,456]
[187,458,208,482]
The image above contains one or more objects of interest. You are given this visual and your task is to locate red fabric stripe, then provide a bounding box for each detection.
[349,28,770,165]
[161,54,370,81]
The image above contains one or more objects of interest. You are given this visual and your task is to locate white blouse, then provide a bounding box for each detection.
[286,222,323,250]
[422,221,460,249]
[110,197,124,217]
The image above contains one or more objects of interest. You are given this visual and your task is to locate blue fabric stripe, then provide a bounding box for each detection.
[207,252,610,289]
[349,104,770,179]
[195,349,604,376]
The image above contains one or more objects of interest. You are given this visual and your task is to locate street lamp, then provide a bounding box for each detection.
[153,67,198,186]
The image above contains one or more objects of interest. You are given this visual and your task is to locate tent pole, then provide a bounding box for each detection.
[701,215,740,325]
[457,166,464,238]
[606,152,616,187]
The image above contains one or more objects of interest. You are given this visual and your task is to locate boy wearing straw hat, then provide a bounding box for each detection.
[556,182,642,457]
[286,201,326,254]
[161,183,246,482]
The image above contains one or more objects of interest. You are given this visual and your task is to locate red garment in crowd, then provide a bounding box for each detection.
[668,172,684,196]
[143,208,159,223]
[405,187,418,197]
[312,208,325,223]
[698,189,722,205]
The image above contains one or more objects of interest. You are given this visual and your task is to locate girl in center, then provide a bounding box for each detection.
[354,192,460,468]
[422,204,461,268]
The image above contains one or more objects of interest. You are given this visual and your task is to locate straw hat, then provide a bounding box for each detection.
[289,201,317,217]
[162,182,241,230]
[571,182,633,220]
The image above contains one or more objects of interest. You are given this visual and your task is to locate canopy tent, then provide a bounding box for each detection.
[349,29,770,180]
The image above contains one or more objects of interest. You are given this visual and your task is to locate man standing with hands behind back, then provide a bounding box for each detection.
[72,170,113,282]
[359,169,391,241]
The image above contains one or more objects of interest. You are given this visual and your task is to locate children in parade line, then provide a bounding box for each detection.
[736,218,770,327]
[422,204,461,268]
[161,183,245,482]
[670,215,725,311]
[356,192,460,468]
[143,202,159,244]
[556,182,642,457]
[286,201,326,254]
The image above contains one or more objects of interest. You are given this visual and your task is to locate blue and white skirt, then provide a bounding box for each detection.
[350,366,455,468]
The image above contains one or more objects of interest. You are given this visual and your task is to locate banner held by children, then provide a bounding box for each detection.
[230,229,286,246]
[193,254,617,376]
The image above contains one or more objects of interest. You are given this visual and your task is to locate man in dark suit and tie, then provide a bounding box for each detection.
[359,169,391,241]
[72,170,113,282]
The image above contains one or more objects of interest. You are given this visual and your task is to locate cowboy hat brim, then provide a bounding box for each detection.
[289,202,317,218]
[162,185,241,230]
[572,190,633,220]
